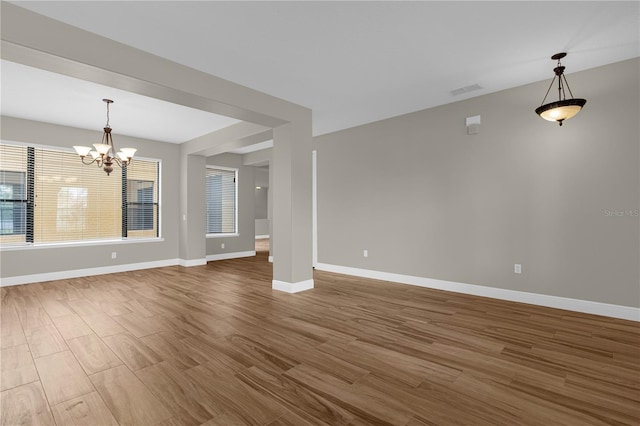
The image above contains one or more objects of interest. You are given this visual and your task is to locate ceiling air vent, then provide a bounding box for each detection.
[450,84,482,96]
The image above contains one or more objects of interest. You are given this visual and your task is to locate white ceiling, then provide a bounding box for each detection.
[4,1,640,140]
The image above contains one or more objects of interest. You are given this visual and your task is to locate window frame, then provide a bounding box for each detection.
[205,165,239,238]
[0,140,163,250]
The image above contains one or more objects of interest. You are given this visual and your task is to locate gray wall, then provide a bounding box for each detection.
[255,218,270,237]
[255,187,270,237]
[254,166,270,237]
[254,166,269,188]
[255,188,268,220]
[313,58,639,307]
[206,153,255,256]
[0,116,180,278]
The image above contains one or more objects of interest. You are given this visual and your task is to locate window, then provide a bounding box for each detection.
[206,167,237,235]
[0,142,160,246]
[0,144,29,245]
[127,180,154,231]
[126,159,159,237]
[0,171,27,237]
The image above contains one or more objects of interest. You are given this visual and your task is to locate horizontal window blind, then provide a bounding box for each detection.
[34,147,121,243]
[0,144,28,245]
[206,167,237,234]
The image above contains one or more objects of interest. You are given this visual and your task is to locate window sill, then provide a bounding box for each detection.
[0,237,165,251]
[206,233,239,239]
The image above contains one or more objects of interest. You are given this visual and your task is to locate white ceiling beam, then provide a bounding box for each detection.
[181,122,269,157]
[243,147,272,166]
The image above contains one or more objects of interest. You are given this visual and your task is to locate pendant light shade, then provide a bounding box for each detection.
[536,98,586,123]
[535,53,586,126]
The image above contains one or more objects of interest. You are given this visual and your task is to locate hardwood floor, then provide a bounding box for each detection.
[1,240,639,425]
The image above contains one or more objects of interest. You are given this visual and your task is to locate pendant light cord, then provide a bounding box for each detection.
[105,101,111,128]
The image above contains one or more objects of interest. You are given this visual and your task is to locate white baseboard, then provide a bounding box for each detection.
[272,278,314,293]
[268,256,273,263]
[206,251,256,262]
[255,235,270,240]
[0,258,181,287]
[178,258,207,267]
[315,263,640,322]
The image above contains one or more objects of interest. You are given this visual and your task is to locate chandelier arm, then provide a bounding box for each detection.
[80,156,99,166]
[540,75,557,105]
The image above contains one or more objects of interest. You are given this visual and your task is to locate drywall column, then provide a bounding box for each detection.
[178,151,206,266]
[271,122,314,292]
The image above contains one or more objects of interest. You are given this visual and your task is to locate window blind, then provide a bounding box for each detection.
[206,167,237,234]
[34,147,122,243]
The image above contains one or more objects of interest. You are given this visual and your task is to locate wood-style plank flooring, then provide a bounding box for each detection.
[1,239,639,425]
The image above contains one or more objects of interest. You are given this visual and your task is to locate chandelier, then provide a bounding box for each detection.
[535,53,586,126]
[73,99,137,175]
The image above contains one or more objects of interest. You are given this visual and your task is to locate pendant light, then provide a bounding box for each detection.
[535,53,586,126]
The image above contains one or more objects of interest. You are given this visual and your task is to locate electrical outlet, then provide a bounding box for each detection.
[363,249,368,258]
[221,243,225,249]
[514,263,522,274]
[111,252,117,259]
